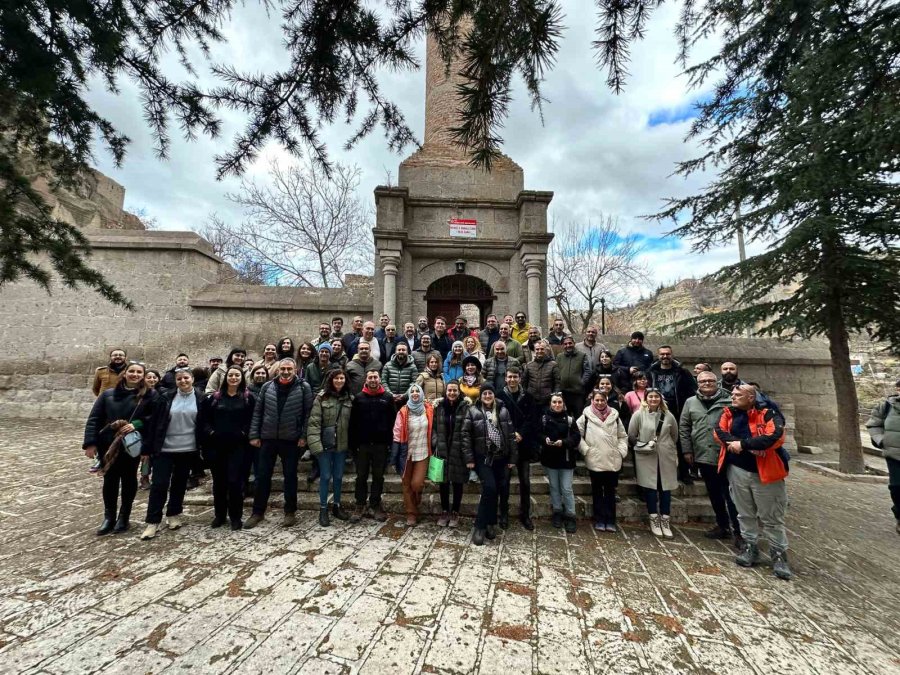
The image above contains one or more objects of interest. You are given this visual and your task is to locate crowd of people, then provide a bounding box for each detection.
[85,312,797,580]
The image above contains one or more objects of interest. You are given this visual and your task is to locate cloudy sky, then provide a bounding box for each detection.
[85,2,761,302]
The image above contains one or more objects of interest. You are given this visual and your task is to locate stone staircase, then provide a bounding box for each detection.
[183,456,718,524]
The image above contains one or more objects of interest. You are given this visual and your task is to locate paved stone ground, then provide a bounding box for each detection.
[1,419,898,674]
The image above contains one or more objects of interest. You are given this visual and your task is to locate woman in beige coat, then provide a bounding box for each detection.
[578,390,628,532]
[628,388,678,538]
[416,354,446,402]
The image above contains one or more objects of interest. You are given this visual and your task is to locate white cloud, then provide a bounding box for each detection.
[84,1,746,300]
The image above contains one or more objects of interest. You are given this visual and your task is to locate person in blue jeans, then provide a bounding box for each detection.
[462,383,518,546]
[539,393,582,533]
[307,369,354,527]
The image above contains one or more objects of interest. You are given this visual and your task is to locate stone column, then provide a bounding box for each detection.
[381,254,401,321]
[522,255,544,329]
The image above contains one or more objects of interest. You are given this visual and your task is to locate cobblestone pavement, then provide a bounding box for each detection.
[1,420,898,674]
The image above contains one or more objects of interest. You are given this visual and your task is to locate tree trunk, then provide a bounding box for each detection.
[827,314,865,474]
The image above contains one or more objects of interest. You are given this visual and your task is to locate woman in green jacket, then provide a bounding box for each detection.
[308,369,354,526]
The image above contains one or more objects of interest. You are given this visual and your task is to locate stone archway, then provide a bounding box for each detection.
[425,274,496,327]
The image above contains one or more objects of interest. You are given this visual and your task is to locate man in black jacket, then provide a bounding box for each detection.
[246,358,313,529]
[648,345,698,483]
[497,367,538,530]
[349,370,397,522]
[612,331,654,392]
[159,353,190,391]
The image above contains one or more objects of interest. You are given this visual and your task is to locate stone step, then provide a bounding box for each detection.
[245,473,708,498]
[182,490,717,523]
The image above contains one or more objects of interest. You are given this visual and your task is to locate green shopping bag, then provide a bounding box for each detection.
[427,455,446,483]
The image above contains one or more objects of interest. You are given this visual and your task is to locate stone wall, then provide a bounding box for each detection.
[598,334,838,450]
[0,230,371,421]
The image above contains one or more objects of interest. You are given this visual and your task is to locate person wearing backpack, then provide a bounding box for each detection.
[199,366,256,531]
[866,379,900,535]
[578,390,628,532]
[539,393,582,533]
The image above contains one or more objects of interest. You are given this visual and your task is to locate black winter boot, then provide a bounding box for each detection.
[564,515,577,534]
[113,504,132,533]
[318,507,330,527]
[472,528,485,546]
[551,510,563,529]
[97,509,116,536]
[332,503,350,521]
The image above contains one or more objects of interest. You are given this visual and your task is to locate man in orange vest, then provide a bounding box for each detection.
[715,383,792,580]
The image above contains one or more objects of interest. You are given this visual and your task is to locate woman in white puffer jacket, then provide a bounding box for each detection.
[578,390,628,532]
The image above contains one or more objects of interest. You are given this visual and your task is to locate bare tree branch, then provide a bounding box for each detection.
[203,158,373,287]
[547,217,648,335]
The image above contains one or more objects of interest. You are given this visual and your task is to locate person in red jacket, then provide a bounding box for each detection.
[715,384,792,580]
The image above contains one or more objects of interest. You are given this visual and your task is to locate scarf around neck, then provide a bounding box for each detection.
[593,403,611,421]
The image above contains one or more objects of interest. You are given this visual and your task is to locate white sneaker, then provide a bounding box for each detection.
[140,524,158,540]
[167,515,184,530]
[660,516,674,538]
[649,514,663,537]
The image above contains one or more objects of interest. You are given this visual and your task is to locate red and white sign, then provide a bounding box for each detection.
[448,218,477,238]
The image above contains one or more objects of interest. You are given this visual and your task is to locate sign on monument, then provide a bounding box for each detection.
[449,218,477,238]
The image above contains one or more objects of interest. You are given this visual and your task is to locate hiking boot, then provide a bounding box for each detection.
[282,512,297,528]
[551,510,563,529]
[140,524,158,540]
[660,516,674,539]
[437,512,450,527]
[564,515,577,534]
[472,528,486,546]
[372,504,388,522]
[704,525,731,540]
[771,549,793,581]
[485,525,497,540]
[332,504,350,521]
[350,504,366,523]
[96,509,116,536]
[210,516,226,529]
[448,512,461,528]
[244,514,264,530]
[649,514,663,537]
[319,507,330,527]
[520,515,534,531]
[735,541,761,567]
[167,515,184,530]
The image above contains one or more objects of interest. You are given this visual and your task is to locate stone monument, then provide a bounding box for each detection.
[373,31,553,328]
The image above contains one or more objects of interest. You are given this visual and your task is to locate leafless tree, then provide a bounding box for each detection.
[198,216,266,285]
[205,158,374,287]
[547,217,648,336]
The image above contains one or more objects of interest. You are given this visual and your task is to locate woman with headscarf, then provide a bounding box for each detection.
[443,341,466,383]
[416,353,446,402]
[83,361,158,535]
[628,388,679,538]
[458,355,484,403]
[392,383,434,526]
[433,380,470,527]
